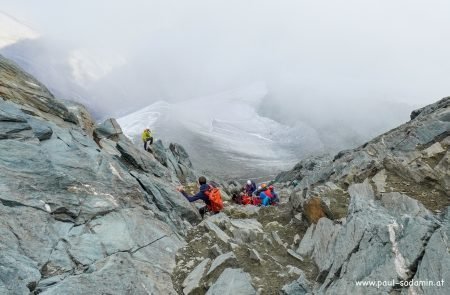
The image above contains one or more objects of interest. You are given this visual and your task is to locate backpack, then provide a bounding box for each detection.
[242,195,252,205]
[252,196,261,206]
[205,185,224,212]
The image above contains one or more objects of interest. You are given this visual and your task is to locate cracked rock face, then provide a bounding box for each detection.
[0,55,200,294]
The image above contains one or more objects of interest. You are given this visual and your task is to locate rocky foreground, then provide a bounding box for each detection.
[0,55,203,294]
[0,54,449,294]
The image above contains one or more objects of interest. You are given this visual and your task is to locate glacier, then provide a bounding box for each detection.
[118,82,324,180]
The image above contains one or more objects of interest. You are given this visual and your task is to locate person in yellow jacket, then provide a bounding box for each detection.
[142,128,153,151]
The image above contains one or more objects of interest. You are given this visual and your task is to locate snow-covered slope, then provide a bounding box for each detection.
[0,11,39,49]
[118,83,323,179]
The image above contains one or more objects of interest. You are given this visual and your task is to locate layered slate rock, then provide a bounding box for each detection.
[0,55,200,294]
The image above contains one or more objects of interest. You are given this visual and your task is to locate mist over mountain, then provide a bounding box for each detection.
[1,2,450,294]
[1,2,450,178]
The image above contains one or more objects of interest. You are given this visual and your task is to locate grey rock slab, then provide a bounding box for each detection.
[409,209,450,295]
[98,138,121,156]
[41,252,179,295]
[182,258,211,295]
[130,170,200,225]
[207,252,237,276]
[116,139,166,177]
[27,117,53,140]
[0,249,41,295]
[381,192,432,218]
[169,143,193,168]
[207,212,231,228]
[297,217,340,271]
[204,221,231,244]
[230,219,263,244]
[281,270,312,295]
[206,268,256,295]
[94,118,122,139]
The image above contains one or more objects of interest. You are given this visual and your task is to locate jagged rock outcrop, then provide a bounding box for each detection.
[275,97,449,294]
[0,55,201,294]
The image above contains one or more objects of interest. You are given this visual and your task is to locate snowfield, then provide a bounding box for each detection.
[118,83,323,179]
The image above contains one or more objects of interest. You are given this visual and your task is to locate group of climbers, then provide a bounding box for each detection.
[176,176,279,219]
[232,181,279,207]
[143,128,276,218]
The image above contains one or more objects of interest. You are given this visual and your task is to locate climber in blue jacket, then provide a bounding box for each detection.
[177,176,211,218]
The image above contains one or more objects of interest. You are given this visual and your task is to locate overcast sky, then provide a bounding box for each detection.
[2,0,450,113]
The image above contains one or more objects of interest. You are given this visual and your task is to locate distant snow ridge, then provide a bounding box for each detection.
[118,83,323,178]
[0,11,39,49]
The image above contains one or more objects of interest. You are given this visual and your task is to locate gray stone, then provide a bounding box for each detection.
[41,252,179,295]
[116,139,166,177]
[297,217,340,271]
[204,221,231,244]
[408,210,450,295]
[94,118,122,139]
[230,219,263,244]
[206,268,256,295]
[281,270,312,295]
[207,252,237,276]
[183,258,211,295]
[381,192,431,218]
[27,117,53,140]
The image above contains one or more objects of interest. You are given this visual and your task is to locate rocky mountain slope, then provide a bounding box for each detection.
[171,97,449,294]
[1,52,449,295]
[0,54,202,294]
